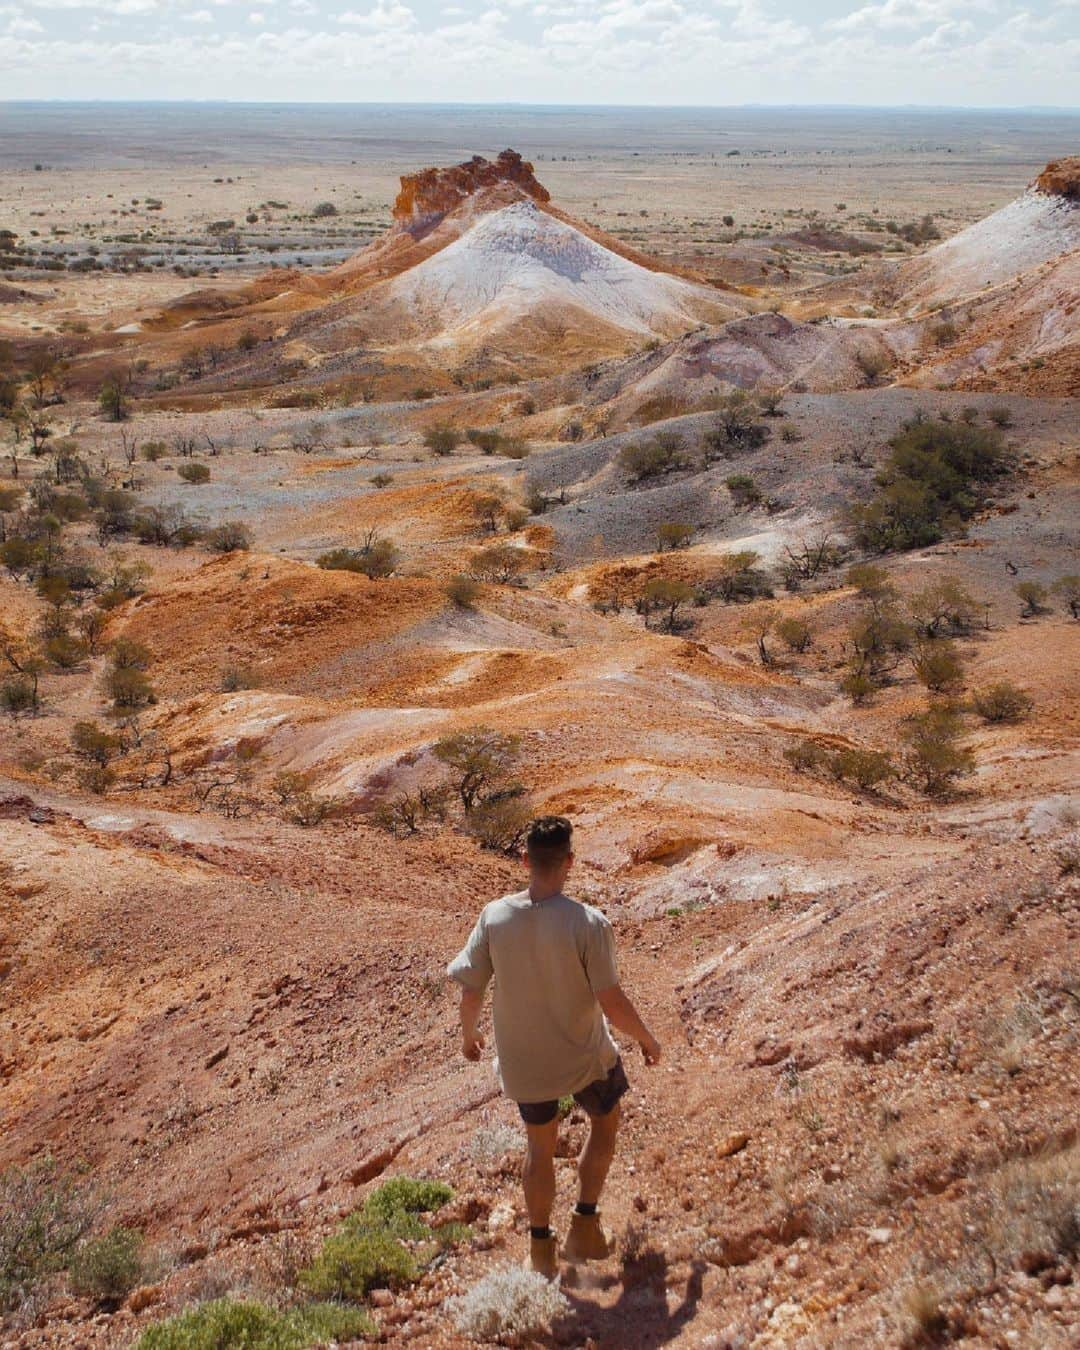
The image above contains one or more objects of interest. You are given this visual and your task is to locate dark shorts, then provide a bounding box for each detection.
[517,1057,629,1126]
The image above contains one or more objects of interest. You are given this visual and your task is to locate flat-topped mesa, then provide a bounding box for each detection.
[392,149,551,228]
[1033,157,1080,202]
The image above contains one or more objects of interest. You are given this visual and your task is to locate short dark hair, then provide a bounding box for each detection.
[525,815,573,867]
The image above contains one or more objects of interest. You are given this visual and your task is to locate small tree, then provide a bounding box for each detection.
[433,727,521,812]
[703,392,769,461]
[912,639,965,694]
[472,494,505,535]
[909,575,982,638]
[902,704,975,795]
[204,521,252,553]
[424,426,459,457]
[640,577,694,632]
[742,606,778,665]
[98,374,129,422]
[725,473,762,508]
[444,574,480,609]
[1015,581,1048,617]
[828,747,895,792]
[776,615,812,652]
[656,521,693,551]
[465,794,533,854]
[470,543,527,585]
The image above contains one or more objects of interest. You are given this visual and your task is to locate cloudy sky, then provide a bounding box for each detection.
[2,0,1078,104]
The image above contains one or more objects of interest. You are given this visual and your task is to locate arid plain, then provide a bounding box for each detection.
[1,106,1078,1347]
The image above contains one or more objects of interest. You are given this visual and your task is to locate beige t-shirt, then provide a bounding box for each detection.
[447,890,620,1104]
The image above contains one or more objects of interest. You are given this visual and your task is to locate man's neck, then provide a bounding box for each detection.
[528,877,563,903]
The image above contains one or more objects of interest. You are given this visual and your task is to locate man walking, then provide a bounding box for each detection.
[448,815,661,1278]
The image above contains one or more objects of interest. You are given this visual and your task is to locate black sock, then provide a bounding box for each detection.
[530,1225,552,1240]
[575,1201,597,1216]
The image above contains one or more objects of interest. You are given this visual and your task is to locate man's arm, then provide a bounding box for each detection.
[459,986,486,1061]
[597,984,661,1065]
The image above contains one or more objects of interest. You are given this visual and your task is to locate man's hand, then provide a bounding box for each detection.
[640,1032,662,1066]
[462,1031,485,1061]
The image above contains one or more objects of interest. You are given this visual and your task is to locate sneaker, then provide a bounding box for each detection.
[528,1233,559,1280]
[563,1212,610,1262]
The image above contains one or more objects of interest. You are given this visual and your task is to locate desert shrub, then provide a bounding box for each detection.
[141,440,168,462]
[299,1228,415,1301]
[71,720,123,766]
[466,428,503,454]
[641,577,695,632]
[290,791,337,827]
[45,633,87,670]
[371,787,448,837]
[220,665,258,692]
[708,550,770,603]
[656,521,693,551]
[177,462,210,485]
[424,425,459,457]
[0,1160,98,1310]
[469,543,527,584]
[444,574,480,609]
[98,377,128,422]
[317,540,399,579]
[1051,574,1080,620]
[780,423,801,444]
[619,434,684,482]
[370,472,393,489]
[702,392,769,460]
[68,1227,145,1303]
[312,201,337,218]
[971,681,1033,724]
[434,728,520,812]
[987,406,1012,428]
[446,1266,568,1343]
[909,575,983,637]
[204,521,251,553]
[783,739,828,774]
[472,493,505,534]
[776,616,812,652]
[902,703,975,795]
[236,329,259,352]
[1015,580,1048,617]
[504,507,529,531]
[465,794,533,854]
[840,668,879,705]
[1,675,39,715]
[469,1121,520,1162]
[848,418,1011,553]
[828,747,895,792]
[848,605,913,681]
[498,436,530,460]
[103,665,154,709]
[138,1298,374,1349]
[725,473,762,508]
[359,1177,453,1233]
[912,639,965,693]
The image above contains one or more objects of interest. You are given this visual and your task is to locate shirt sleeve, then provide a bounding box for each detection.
[582,908,619,994]
[446,911,494,992]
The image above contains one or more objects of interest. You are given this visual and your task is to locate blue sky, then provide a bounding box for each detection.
[2,0,1078,104]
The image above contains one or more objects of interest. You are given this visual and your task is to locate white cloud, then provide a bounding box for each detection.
[338,0,414,28]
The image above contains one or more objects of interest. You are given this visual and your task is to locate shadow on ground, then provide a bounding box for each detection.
[550,1247,707,1347]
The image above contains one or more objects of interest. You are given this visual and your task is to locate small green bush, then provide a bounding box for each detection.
[971,681,1033,724]
[138,1298,374,1349]
[359,1177,452,1231]
[69,1226,145,1303]
[177,462,210,485]
[828,747,895,792]
[298,1227,416,1300]
[619,435,683,482]
[444,574,480,609]
[0,1160,97,1310]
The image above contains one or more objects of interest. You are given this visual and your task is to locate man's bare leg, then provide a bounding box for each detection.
[523,1118,558,1229]
[577,1101,620,1206]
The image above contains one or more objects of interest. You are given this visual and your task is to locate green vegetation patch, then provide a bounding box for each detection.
[137,1298,375,1349]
